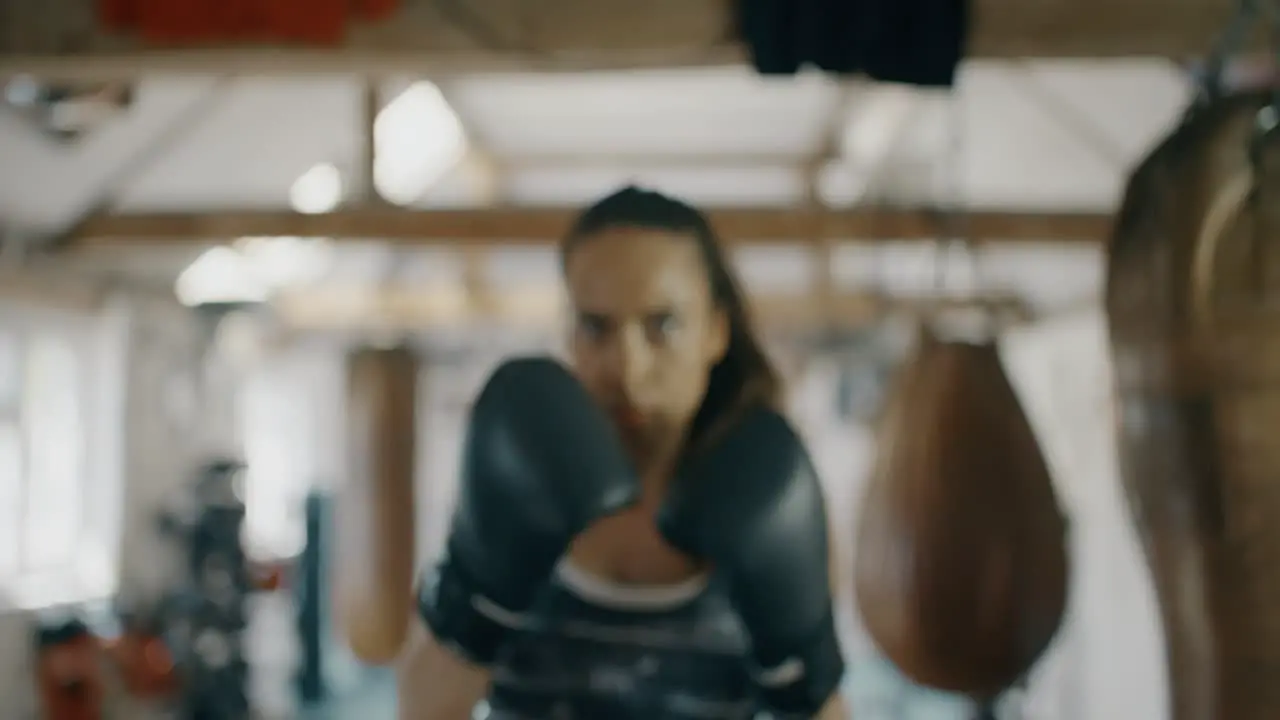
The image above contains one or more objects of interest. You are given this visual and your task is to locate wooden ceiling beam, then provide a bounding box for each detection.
[67,205,1112,247]
[0,0,1239,81]
[271,285,1031,333]
[498,153,805,169]
[0,269,106,312]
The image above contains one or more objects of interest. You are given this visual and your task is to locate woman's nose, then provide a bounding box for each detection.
[611,324,655,397]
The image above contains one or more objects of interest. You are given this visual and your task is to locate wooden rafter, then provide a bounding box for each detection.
[66,206,1112,247]
[271,284,1032,333]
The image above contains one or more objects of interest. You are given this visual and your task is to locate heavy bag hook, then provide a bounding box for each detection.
[1195,0,1279,103]
[1254,0,1280,137]
[1189,0,1280,326]
[926,88,999,341]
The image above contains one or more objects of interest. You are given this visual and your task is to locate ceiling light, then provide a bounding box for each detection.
[289,162,343,214]
[174,246,268,307]
[374,81,468,206]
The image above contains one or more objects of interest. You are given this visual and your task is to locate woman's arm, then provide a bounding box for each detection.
[817,693,852,720]
[396,615,493,720]
[820,496,853,719]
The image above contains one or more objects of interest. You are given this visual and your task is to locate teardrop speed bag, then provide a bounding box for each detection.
[856,336,1069,703]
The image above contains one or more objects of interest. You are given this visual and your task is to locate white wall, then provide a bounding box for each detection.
[116,295,242,595]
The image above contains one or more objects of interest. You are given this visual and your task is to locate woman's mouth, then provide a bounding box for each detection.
[611,406,645,431]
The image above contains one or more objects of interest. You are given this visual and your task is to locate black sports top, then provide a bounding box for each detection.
[479,561,759,719]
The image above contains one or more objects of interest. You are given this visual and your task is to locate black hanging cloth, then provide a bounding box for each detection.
[735,0,970,88]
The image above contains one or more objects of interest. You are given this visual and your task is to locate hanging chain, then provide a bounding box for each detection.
[1264,0,1280,126]
[1273,0,1280,111]
[1241,0,1280,305]
[932,85,985,297]
[930,81,993,340]
[1198,0,1262,102]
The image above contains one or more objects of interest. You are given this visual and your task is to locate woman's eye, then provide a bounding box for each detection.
[646,313,679,340]
[577,314,609,339]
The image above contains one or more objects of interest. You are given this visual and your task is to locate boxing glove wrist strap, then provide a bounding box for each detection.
[416,558,526,666]
[749,611,846,717]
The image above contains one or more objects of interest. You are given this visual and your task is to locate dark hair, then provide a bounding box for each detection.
[559,185,781,451]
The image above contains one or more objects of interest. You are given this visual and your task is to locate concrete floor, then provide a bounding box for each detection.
[297,670,396,720]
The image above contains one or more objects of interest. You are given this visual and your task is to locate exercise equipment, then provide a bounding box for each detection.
[1106,3,1280,716]
[158,458,254,719]
[855,329,1068,716]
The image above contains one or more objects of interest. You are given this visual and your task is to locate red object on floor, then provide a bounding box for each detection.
[37,634,104,720]
[111,633,179,699]
[250,560,291,592]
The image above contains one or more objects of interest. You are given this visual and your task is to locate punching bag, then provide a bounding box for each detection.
[335,345,419,664]
[855,330,1069,706]
[1106,90,1280,720]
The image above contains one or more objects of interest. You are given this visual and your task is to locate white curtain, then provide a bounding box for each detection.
[21,333,85,572]
[0,306,118,611]
[999,309,1165,720]
[0,329,22,583]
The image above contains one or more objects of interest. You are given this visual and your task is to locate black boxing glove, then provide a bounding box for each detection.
[659,408,845,717]
[418,356,638,665]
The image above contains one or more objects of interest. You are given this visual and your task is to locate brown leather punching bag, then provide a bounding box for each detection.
[1106,90,1280,720]
[335,345,420,664]
[856,330,1069,706]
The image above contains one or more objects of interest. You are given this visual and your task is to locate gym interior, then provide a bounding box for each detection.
[0,1,1276,719]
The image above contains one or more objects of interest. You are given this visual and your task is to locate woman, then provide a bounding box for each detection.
[356,186,849,719]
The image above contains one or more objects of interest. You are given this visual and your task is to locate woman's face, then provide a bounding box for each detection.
[564,228,729,451]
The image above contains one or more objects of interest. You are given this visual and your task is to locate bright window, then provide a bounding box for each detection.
[22,334,84,571]
[240,367,310,561]
[238,351,338,562]
[0,331,23,581]
[0,315,115,610]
